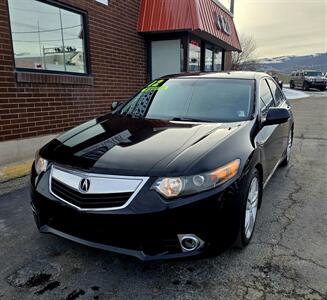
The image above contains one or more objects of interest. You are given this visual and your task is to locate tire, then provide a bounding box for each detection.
[280,129,293,167]
[303,82,310,91]
[290,81,294,89]
[319,87,326,91]
[234,168,261,249]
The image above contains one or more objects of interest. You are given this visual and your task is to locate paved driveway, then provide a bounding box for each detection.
[0,96,326,300]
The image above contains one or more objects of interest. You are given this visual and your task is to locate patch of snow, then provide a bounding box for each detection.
[283,88,310,100]
[259,56,291,64]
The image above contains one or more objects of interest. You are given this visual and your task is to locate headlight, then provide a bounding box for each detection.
[152,159,240,199]
[35,151,48,175]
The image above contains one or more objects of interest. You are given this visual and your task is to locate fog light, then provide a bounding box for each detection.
[178,234,205,252]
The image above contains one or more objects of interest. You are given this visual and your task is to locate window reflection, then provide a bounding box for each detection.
[205,47,213,71]
[189,40,201,72]
[8,0,87,73]
[214,50,222,71]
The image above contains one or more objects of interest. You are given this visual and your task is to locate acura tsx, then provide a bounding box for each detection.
[30,72,294,261]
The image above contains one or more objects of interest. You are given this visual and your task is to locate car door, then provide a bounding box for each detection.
[256,79,281,180]
[267,78,290,159]
[294,72,300,87]
[295,71,303,88]
[298,71,305,88]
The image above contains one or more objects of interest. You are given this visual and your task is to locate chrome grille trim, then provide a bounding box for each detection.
[49,165,149,212]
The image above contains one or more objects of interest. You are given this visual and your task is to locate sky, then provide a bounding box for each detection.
[233,0,327,59]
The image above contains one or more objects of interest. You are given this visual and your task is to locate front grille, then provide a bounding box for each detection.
[51,178,133,209]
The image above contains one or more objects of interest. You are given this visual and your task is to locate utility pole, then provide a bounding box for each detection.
[37,20,43,68]
[59,9,67,71]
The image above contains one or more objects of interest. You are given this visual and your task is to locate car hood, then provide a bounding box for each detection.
[305,76,325,81]
[41,114,245,176]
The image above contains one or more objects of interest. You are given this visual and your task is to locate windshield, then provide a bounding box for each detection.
[304,71,322,77]
[119,78,255,122]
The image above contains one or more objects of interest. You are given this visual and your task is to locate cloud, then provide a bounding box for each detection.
[234,0,327,58]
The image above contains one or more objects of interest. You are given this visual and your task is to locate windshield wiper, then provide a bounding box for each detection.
[171,117,211,123]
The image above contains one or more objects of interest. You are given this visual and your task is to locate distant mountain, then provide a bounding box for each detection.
[256,52,327,74]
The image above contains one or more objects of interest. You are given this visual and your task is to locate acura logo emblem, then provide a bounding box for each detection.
[79,178,90,193]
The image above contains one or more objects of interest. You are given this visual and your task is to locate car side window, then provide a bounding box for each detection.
[267,79,284,106]
[260,79,274,117]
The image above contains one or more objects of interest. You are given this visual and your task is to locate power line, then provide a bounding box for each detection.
[12,24,81,34]
[13,37,82,43]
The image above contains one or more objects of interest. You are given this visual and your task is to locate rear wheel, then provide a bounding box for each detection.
[319,87,326,91]
[280,129,293,167]
[234,169,261,248]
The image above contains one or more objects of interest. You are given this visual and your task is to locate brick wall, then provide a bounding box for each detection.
[0,0,147,142]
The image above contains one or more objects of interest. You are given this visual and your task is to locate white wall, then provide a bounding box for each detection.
[0,134,58,166]
[151,40,181,79]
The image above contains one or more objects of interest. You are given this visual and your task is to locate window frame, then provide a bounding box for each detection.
[259,78,275,119]
[266,78,285,106]
[7,0,90,76]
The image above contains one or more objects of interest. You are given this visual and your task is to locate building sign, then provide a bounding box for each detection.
[95,0,108,5]
[214,12,231,35]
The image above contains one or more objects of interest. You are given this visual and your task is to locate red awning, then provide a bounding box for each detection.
[138,0,241,51]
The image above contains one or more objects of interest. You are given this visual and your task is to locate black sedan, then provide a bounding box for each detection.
[30,72,294,261]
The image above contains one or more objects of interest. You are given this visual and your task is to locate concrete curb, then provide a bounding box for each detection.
[0,159,33,183]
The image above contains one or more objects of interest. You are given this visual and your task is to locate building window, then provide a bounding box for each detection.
[214,49,222,71]
[205,46,213,71]
[217,0,231,12]
[189,39,201,72]
[8,0,87,74]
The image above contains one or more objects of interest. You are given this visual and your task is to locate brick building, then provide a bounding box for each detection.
[0,0,240,164]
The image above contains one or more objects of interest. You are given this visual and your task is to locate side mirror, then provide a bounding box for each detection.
[278,80,283,89]
[263,108,290,126]
[111,101,118,111]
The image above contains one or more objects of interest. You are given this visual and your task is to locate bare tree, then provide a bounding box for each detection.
[232,34,258,70]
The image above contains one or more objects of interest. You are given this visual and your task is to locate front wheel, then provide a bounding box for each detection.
[290,81,295,89]
[303,82,310,91]
[234,169,261,248]
[319,87,326,91]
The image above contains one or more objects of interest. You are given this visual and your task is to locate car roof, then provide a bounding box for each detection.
[159,71,269,81]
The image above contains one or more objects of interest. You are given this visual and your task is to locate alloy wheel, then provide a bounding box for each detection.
[286,133,292,162]
[244,177,259,239]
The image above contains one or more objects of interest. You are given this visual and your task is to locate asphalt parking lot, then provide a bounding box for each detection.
[0,93,326,300]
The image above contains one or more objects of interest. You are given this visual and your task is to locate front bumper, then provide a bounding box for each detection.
[308,82,326,88]
[30,165,242,261]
